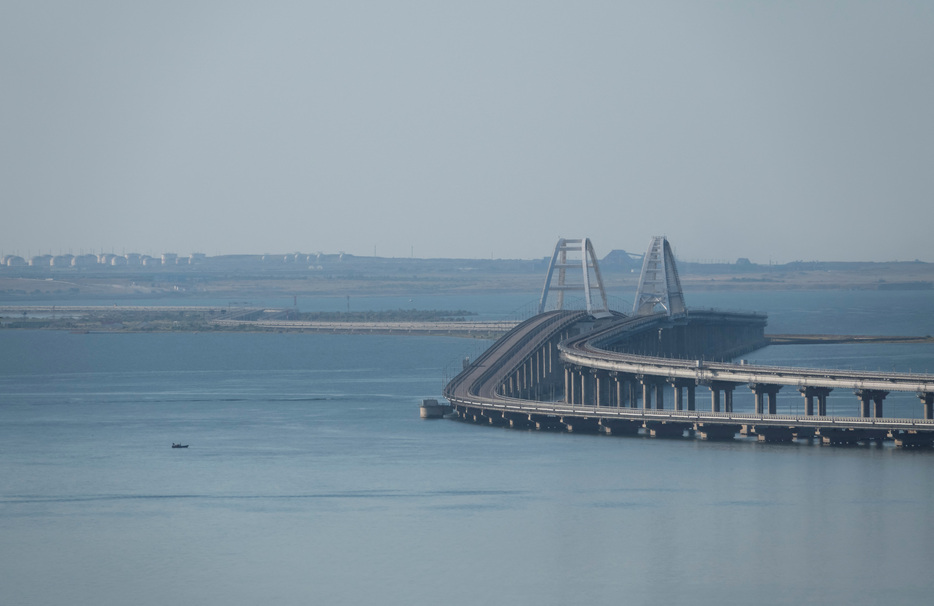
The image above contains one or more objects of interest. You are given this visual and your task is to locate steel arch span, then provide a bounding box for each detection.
[538,238,610,317]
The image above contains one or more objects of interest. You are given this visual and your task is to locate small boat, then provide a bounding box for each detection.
[172,443,189,448]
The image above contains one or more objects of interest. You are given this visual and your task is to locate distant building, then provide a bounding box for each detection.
[3,255,26,267]
[71,254,97,267]
[51,255,73,267]
[30,255,52,267]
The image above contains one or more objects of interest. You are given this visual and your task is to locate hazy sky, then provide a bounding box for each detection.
[2,1,932,263]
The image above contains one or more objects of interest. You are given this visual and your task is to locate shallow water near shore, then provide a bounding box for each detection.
[2,290,933,605]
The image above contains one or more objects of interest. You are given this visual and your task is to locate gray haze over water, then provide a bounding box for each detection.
[2,1,933,263]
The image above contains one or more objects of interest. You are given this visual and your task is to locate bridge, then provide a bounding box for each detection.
[443,237,934,448]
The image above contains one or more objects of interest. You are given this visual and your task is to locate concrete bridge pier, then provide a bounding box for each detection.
[610,372,622,407]
[612,372,638,407]
[755,426,795,443]
[799,386,832,416]
[645,421,685,438]
[627,377,640,408]
[892,430,934,449]
[593,369,613,407]
[919,392,934,420]
[561,416,600,433]
[529,414,563,431]
[599,419,641,436]
[750,383,781,415]
[566,365,578,405]
[856,389,889,418]
[579,367,589,406]
[564,365,582,405]
[503,412,534,429]
[639,375,664,410]
[668,378,695,411]
[708,381,735,413]
[794,427,817,441]
[820,428,863,446]
[480,410,507,426]
[695,423,738,441]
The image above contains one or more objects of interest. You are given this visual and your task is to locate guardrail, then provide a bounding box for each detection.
[448,396,934,432]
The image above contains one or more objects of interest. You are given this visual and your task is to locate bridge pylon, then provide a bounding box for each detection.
[633,236,686,316]
[538,238,610,317]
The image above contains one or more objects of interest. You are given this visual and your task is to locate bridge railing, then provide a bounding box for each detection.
[452,395,934,430]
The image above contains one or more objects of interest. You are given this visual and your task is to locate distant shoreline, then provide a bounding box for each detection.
[2,254,933,303]
[2,305,933,343]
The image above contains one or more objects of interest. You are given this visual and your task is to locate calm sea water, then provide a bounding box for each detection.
[2,290,933,605]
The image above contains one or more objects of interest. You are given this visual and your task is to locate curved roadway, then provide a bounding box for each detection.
[444,311,934,435]
[560,313,934,395]
[443,310,587,403]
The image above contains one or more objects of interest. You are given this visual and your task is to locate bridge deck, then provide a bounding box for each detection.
[444,311,934,441]
[561,313,934,393]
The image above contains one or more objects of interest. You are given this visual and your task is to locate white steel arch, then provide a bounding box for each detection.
[538,238,610,317]
[632,236,686,316]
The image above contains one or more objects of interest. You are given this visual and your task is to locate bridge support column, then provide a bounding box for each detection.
[920,392,934,420]
[801,389,814,416]
[873,391,887,418]
[564,366,571,404]
[750,383,781,415]
[767,389,779,414]
[855,389,888,418]
[857,390,871,417]
[799,387,832,416]
[610,372,620,407]
[579,369,588,406]
[817,388,829,416]
[592,369,610,407]
[669,379,683,411]
[639,375,653,410]
[708,382,735,413]
[687,382,695,411]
